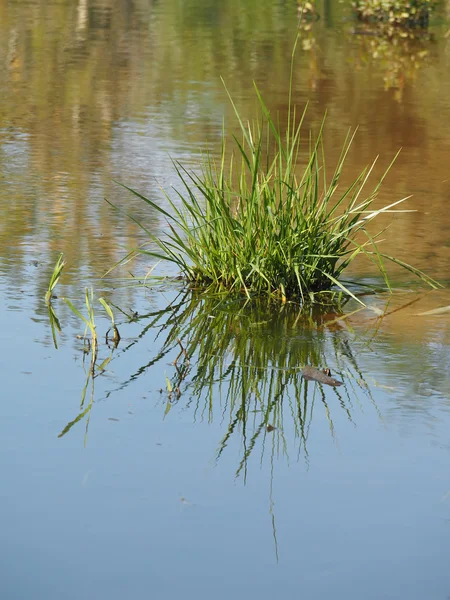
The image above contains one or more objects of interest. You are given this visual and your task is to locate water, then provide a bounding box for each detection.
[1,1,450,598]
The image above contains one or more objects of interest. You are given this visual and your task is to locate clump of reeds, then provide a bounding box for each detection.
[114,36,439,303]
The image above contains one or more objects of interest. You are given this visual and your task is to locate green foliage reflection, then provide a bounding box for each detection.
[142,291,379,473]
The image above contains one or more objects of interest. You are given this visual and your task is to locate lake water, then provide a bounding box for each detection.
[1,1,450,599]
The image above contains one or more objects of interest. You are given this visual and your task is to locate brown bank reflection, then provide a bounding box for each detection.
[0,0,321,294]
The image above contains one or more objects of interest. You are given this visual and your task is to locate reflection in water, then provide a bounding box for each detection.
[55,287,450,452]
[48,285,450,560]
[353,0,434,28]
[57,320,120,445]
[2,0,450,587]
[58,353,96,445]
[297,0,322,91]
[54,286,122,444]
[57,290,378,459]
[348,23,434,102]
[52,288,382,557]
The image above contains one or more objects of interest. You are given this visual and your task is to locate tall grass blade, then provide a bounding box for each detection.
[45,253,65,305]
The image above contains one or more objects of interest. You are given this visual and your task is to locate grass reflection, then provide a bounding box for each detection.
[49,287,121,445]
[128,291,378,471]
[57,333,120,445]
[54,287,382,554]
[127,289,380,556]
[55,286,382,463]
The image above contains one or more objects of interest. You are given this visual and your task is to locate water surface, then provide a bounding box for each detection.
[1,1,450,598]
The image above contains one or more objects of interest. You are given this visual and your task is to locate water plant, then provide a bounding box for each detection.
[113,35,440,304]
[99,297,121,347]
[353,0,436,27]
[47,302,62,349]
[45,252,65,306]
[45,253,66,348]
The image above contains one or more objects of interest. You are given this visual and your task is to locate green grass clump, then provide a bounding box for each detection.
[114,39,439,303]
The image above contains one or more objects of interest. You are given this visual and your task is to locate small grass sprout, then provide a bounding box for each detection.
[45,252,65,306]
[99,297,121,347]
[45,252,65,348]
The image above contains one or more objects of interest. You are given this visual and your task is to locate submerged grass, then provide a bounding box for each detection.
[110,36,440,303]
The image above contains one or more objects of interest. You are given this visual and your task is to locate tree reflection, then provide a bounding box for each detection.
[347,20,434,102]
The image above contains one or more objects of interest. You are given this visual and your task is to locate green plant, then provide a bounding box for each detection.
[99,297,121,346]
[47,302,62,349]
[45,253,66,348]
[111,36,440,304]
[45,252,65,306]
[353,0,436,27]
